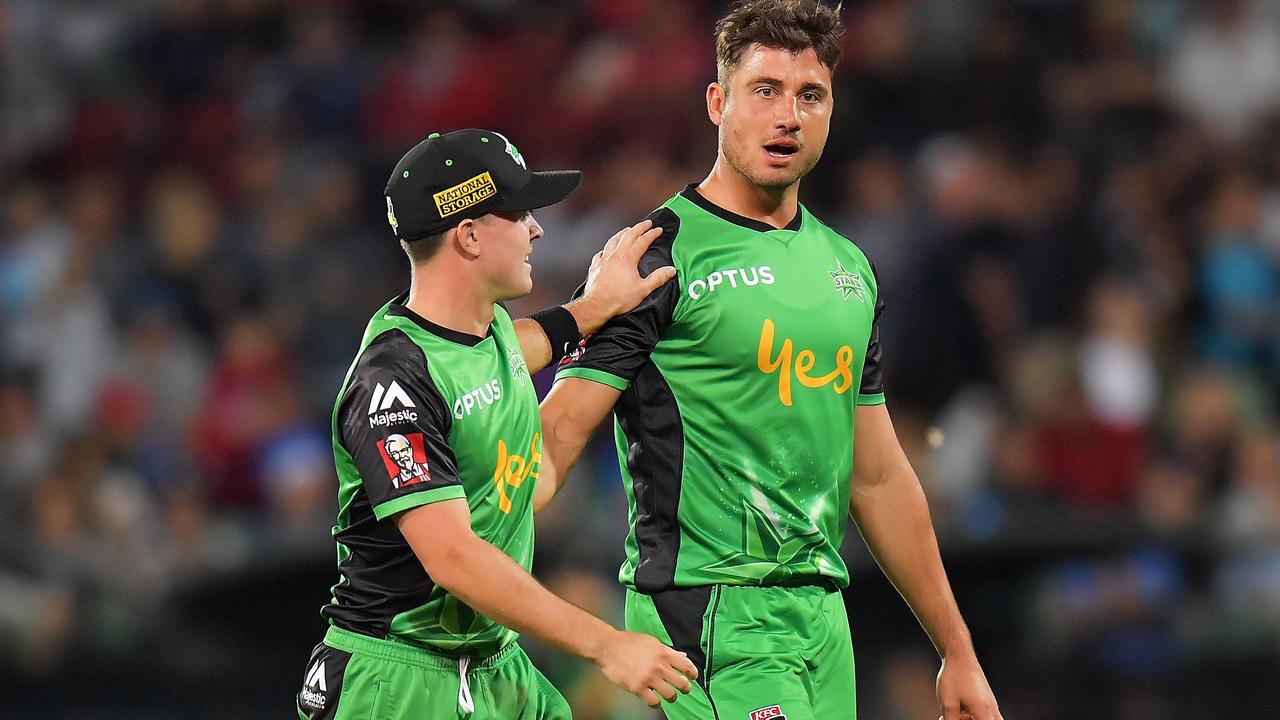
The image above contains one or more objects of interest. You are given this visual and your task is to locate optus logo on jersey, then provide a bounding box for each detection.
[686,265,774,300]
[491,432,540,514]
[453,379,501,419]
[757,318,853,407]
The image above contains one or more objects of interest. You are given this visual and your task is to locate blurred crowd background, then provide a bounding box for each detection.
[3,0,1280,718]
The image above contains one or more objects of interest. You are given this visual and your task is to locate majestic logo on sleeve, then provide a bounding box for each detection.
[757,318,853,407]
[377,433,431,488]
[828,259,864,301]
[749,705,787,720]
[491,432,540,513]
[368,380,419,428]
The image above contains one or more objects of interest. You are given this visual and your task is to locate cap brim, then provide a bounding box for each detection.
[500,170,582,212]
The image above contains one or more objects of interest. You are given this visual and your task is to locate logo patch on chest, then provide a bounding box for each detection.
[828,259,864,301]
[508,347,529,384]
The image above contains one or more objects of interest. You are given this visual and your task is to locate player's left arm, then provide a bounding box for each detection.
[849,404,1001,720]
[514,220,675,373]
[848,267,1001,720]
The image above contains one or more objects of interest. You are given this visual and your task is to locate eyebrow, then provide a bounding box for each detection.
[746,76,830,97]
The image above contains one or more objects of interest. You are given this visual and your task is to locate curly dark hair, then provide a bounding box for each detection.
[714,0,845,84]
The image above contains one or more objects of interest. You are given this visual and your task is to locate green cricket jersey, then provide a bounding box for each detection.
[322,294,541,657]
[556,185,885,592]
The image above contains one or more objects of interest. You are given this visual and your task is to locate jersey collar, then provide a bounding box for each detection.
[680,184,803,233]
[386,292,488,347]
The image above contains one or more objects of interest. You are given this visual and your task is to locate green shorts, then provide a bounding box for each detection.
[626,582,856,720]
[296,625,571,720]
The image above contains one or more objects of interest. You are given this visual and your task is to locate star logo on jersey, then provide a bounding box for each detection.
[828,260,864,301]
[508,346,529,384]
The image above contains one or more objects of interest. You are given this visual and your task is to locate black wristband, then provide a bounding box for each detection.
[529,305,582,366]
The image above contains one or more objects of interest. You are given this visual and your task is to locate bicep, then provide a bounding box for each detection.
[851,403,912,490]
[395,497,476,574]
[513,318,552,375]
[541,377,622,452]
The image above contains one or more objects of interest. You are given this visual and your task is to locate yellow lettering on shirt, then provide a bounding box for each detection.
[757,319,854,407]
[492,432,541,514]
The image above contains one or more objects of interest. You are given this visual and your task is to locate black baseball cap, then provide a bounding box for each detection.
[383,129,581,242]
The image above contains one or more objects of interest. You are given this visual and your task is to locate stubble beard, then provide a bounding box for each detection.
[724,136,815,193]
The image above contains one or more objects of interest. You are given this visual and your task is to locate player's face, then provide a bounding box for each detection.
[713,44,833,191]
[389,443,414,470]
[476,210,542,300]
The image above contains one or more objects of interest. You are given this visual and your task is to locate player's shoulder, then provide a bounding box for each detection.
[622,202,682,275]
[353,328,428,375]
[805,207,879,275]
[341,329,445,413]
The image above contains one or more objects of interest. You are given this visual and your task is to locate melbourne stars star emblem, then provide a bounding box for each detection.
[828,259,864,301]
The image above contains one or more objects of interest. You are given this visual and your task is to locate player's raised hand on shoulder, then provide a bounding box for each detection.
[936,653,1002,720]
[593,629,698,708]
[570,220,677,332]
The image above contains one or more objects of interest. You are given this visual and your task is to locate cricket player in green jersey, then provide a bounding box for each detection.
[539,3,1003,720]
[296,129,699,720]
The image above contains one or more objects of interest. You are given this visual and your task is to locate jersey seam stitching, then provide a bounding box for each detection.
[704,585,722,720]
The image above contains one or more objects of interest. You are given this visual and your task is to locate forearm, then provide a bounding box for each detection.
[849,467,974,660]
[424,532,615,662]
[535,378,612,512]
[536,413,590,508]
[514,299,607,376]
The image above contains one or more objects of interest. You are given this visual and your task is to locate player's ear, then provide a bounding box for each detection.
[707,82,725,127]
[454,219,481,259]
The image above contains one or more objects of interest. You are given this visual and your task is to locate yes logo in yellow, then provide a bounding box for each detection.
[757,318,853,407]
[491,433,540,514]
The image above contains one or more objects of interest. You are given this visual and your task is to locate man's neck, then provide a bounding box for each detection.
[696,157,800,229]
[404,263,494,337]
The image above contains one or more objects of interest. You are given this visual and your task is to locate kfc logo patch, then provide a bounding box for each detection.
[558,334,593,367]
[749,705,786,720]
[377,433,431,488]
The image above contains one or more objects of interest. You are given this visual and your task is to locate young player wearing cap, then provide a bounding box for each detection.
[539,3,1003,720]
[295,129,698,720]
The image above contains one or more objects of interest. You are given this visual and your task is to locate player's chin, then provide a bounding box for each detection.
[514,272,535,298]
[747,160,803,188]
[752,166,805,191]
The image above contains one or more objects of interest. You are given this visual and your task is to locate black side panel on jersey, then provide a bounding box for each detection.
[595,205,685,591]
[616,361,685,591]
[557,207,681,383]
[323,329,457,637]
[860,261,886,395]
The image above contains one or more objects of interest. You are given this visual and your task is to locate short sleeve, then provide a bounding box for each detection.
[858,264,886,406]
[337,330,465,519]
[555,207,681,391]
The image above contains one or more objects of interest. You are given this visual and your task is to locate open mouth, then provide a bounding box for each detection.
[764,140,799,158]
